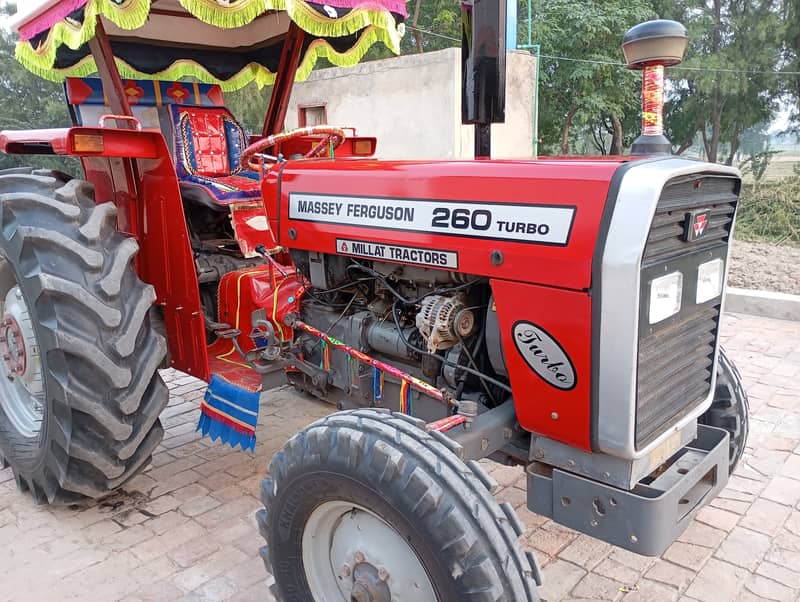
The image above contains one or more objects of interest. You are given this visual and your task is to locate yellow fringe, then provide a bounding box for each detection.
[15,0,151,72]
[14,25,395,92]
[178,0,404,46]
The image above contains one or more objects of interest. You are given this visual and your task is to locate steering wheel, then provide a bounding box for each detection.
[240,125,347,171]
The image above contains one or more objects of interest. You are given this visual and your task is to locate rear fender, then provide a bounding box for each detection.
[1,126,210,381]
[0,126,163,159]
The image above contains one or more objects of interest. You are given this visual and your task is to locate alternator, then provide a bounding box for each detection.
[416,294,475,352]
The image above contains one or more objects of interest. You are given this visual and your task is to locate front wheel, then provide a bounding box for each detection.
[257,409,539,601]
[699,348,749,475]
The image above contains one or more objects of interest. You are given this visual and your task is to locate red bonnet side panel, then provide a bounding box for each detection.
[491,279,593,451]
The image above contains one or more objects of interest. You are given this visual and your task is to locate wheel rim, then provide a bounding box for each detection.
[0,257,44,439]
[302,501,437,602]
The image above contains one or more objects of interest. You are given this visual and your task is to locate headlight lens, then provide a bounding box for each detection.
[649,271,683,324]
[696,258,725,304]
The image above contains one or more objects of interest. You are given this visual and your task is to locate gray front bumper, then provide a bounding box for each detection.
[526,424,729,556]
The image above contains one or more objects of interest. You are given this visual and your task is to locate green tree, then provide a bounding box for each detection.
[0,2,78,173]
[782,0,799,130]
[657,0,785,163]
[530,0,654,154]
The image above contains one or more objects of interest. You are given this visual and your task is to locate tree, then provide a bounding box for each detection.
[0,2,78,173]
[782,0,799,131]
[657,0,785,163]
[530,0,654,155]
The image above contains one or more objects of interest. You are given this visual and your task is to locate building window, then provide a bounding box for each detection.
[298,104,327,127]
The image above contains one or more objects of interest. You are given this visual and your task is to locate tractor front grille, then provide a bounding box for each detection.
[635,175,739,449]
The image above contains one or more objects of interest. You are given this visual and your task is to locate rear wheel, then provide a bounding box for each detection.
[257,409,540,601]
[699,348,749,475]
[0,168,168,504]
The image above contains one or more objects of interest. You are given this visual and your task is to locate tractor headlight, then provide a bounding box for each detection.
[696,258,725,304]
[649,271,683,324]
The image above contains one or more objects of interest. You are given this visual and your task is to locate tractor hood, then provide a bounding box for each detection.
[12,0,407,91]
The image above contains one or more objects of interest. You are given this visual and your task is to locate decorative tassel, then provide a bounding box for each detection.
[347,354,358,386]
[196,375,259,452]
[398,379,413,415]
[320,340,332,371]
[372,366,384,402]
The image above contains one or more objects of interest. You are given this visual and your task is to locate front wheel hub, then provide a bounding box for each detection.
[351,563,391,602]
[302,501,436,601]
[0,283,44,439]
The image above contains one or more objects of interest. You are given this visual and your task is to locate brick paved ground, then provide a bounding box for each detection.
[0,313,798,601]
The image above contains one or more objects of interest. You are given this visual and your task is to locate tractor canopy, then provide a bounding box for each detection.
[11,0,408,91]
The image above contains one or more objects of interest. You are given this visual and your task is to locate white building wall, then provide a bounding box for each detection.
[285,48,537,160]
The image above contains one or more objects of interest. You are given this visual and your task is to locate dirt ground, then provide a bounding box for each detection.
[729,239,800,295]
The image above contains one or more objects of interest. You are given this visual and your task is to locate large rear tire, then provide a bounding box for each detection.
[0,169,168,504]
[699,348,749,475]
[257,408,540,601]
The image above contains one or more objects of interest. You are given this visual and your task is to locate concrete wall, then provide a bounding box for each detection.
[285,48,537,160]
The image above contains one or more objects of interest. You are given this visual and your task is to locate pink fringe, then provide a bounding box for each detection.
[18,0,90,41]
[315,0,409,18]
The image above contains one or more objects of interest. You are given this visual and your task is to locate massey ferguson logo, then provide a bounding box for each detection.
[685,210,711,242]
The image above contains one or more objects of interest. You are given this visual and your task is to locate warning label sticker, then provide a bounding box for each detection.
[289,193,576,246]
[336,239,459,269]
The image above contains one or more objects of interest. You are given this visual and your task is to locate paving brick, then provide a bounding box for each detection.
[662,541,714,570]
[764,532,800,570]
[146,509,191,535]
[620,579,678,602]
[168,536,220,568]
[126,580,185,601]
[695,506,740,532]
[676,520,726,548]
[224,556,270,590]
[539,559,587,602]
[739,498,792,536]
[645,560,696,591]
[558,534,612,571]
[192,575,238,601]
[714,526,771,570]
[592,558,643,586]
[755,560,800,589]
[571,572,624,600]
[743,574,796,602]
[173,546,249,593]
[525,521,579,556]
[181,495,222,518]
[760,475,800,507]
[685,558,747,601]
[778,453,800,479]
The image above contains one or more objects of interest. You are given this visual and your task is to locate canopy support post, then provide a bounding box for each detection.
[88,18,133,118]
[262,23,305,137]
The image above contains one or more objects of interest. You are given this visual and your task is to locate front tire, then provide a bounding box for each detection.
[0,169,168,504]
[699,348,749,475]
[257,409,539,601]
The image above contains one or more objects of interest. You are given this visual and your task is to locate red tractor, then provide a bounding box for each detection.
[2,2,747,600]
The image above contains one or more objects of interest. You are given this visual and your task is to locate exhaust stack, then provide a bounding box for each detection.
[622,20,688,155]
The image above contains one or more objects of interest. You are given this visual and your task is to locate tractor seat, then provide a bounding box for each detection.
[168,104,261,208]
